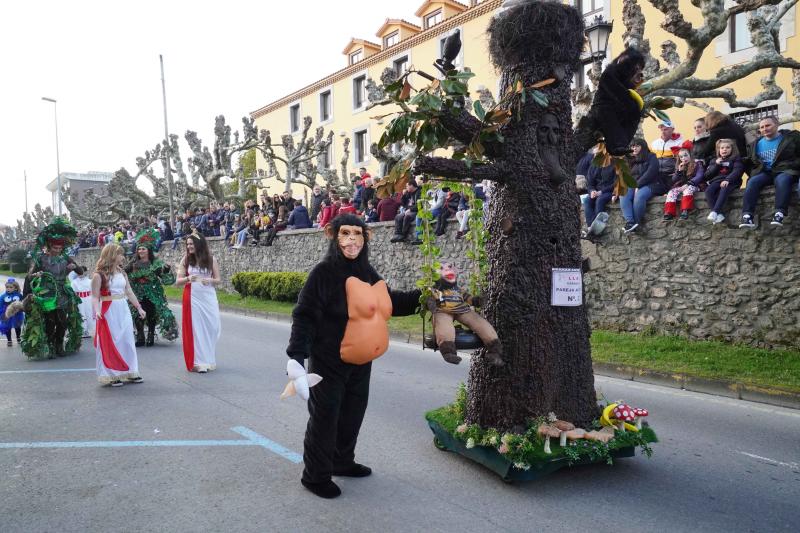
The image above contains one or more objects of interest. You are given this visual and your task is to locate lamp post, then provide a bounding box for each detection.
[41,96,62,215]
[584,15,613,62]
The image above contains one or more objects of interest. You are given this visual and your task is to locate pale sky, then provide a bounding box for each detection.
[0,0,426,227]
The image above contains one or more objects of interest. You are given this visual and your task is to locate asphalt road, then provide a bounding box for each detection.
[1,307,798,533]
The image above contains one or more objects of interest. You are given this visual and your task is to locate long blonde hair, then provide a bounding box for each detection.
[95,243,124,289]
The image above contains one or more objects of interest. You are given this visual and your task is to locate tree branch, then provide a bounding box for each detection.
[413,156,506,182]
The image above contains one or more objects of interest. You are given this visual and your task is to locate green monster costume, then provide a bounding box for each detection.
[125,228,178,346]
[21,217,84,359]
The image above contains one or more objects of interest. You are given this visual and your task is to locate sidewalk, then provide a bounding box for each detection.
[180,295,800,411]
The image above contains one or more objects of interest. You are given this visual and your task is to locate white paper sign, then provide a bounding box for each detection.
[551,268,583,306]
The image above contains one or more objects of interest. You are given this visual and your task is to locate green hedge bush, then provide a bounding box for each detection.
[10,263,28,274]
[7,248,28,265]
[231,272,308,302]
[0,262,9,271]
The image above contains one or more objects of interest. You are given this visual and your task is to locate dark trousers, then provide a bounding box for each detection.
[5,327,21,342]
[44,309,67,353]
[582,191,613,226]
[302,361,371,484]
[135,299,158,332]
[705,180,741,213]
[393,211,416,238]
[742,171,798,215]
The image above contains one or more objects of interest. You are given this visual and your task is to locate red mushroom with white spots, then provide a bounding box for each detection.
[612,404,636,432]
[632,407,649,429]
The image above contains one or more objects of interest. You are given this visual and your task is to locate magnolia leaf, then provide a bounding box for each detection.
[592,151,611,169]
[515,80,524,94]
[530,90,549,107]
[370,112,397,121]
[649,96,674,110]
[652,108,671,123]
[614,158,637,188]
[430,79,441,91]
[473,100,486,120]
[530,78,556,89]
[613,176,628,198]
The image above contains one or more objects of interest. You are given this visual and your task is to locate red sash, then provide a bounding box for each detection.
[93,291,129,372]
[181,283,194,371]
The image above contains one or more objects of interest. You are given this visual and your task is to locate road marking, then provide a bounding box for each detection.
[0,368,95,374]
[0,426,302,464]
[738,451,800,472]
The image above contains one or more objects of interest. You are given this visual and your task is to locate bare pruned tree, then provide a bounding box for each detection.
[574,0,800,128]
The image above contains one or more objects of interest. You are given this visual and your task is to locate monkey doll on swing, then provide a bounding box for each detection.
[425,261,503,366]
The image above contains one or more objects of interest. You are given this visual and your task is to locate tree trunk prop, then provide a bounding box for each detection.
[416,1,599,429]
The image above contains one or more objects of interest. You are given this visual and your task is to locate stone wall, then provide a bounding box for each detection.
[581,190,800,349]
[74,190,800,349]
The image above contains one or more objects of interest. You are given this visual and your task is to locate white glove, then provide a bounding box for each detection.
[280,359,322,401]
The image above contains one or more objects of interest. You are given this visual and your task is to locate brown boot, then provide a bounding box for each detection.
[484,338,504,366]
[438,341,461,365]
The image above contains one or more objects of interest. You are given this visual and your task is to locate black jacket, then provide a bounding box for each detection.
[747,129,800,176]
[400,187,422,213]
[694,155,744,186]
[696,121,748,165]
[577,152,617,193]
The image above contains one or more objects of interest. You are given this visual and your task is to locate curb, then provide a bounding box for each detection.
[592,361,800,410]
[171,298,800,411]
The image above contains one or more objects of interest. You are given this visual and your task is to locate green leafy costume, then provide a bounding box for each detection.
[21,217,83,360]
[126,229,178,342]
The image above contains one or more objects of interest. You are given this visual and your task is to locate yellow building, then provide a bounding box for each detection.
[251,0,798,197]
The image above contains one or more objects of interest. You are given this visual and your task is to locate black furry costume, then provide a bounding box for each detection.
[576,48,646,156]
[286,214,420,497]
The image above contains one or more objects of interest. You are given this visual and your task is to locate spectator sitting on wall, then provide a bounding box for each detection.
[360,177,376,212]
[650,120,685,186]
[288,200,312,229]
[338,197,357,216]
[739,116,800,229]
[317,198,334,228]
[281,191,296,213]
[390,179,422,243]
[690,117,711,164]
[377,191,401,222]
[310,185,328,222]
[620,138,663,234]
[364,199,379,223]
[263,206,288,246]
[577,146,616,230]
[696,111,748,168]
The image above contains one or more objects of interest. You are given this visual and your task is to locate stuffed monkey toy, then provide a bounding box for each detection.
[428,262,503,366]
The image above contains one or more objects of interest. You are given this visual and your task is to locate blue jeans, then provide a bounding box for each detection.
[621,186,661,224]
[742,171,798,216]
[582,191,613,226]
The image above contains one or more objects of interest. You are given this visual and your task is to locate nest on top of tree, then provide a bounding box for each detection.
[487,0,584,70]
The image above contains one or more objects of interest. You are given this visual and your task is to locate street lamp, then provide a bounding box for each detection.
[41,96,62,215]
[584,15,613,62]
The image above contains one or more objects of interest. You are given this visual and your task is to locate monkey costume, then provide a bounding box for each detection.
[286,214,420,499]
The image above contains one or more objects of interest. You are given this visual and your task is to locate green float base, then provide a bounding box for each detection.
[427,419,636,483]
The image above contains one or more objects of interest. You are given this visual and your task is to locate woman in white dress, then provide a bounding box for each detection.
[91,243,147,387]
[176,234,221,373]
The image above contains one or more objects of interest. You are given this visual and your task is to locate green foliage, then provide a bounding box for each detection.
[426,385,657,469]
[231,271,308,302]
[10,263,28,274]
[7,248,29,265]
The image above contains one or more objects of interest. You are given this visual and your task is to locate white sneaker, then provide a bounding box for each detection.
[707,211,717,221]
[713,213,725,224]
[197,368,208,374]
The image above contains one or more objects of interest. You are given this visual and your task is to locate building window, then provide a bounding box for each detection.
[353,75,366,109]
[730,12,753,52]
[354,129,368,163]
[289,104,300,133]
[393,56,409,77]
[384,31,400,48]
[729,104,778,127]
[321,143,333,169]
[425,10,443,28]
[320,91,331,122]
[350,49,363,65]
[577,0,604,14]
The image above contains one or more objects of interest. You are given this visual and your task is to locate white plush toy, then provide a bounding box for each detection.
[280,359,322,400]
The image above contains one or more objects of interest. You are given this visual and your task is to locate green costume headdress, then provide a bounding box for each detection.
[35,216,77,251]
[135,228,160,250]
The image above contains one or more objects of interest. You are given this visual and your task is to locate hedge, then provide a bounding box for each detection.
[0,262,9,271]
[231,272,308,302]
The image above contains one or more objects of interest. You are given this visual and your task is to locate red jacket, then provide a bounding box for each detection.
[318,206,334,228]
[377,193,401,222]
[338,205,357,216]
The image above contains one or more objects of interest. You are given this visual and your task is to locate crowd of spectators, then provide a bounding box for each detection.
[578,112,800,234]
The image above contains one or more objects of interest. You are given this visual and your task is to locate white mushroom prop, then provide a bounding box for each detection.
[632,407,649,429]
[612,404,636,432]
[537,424,562,454]
[554,420,575,446]
[564,428,586,444]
